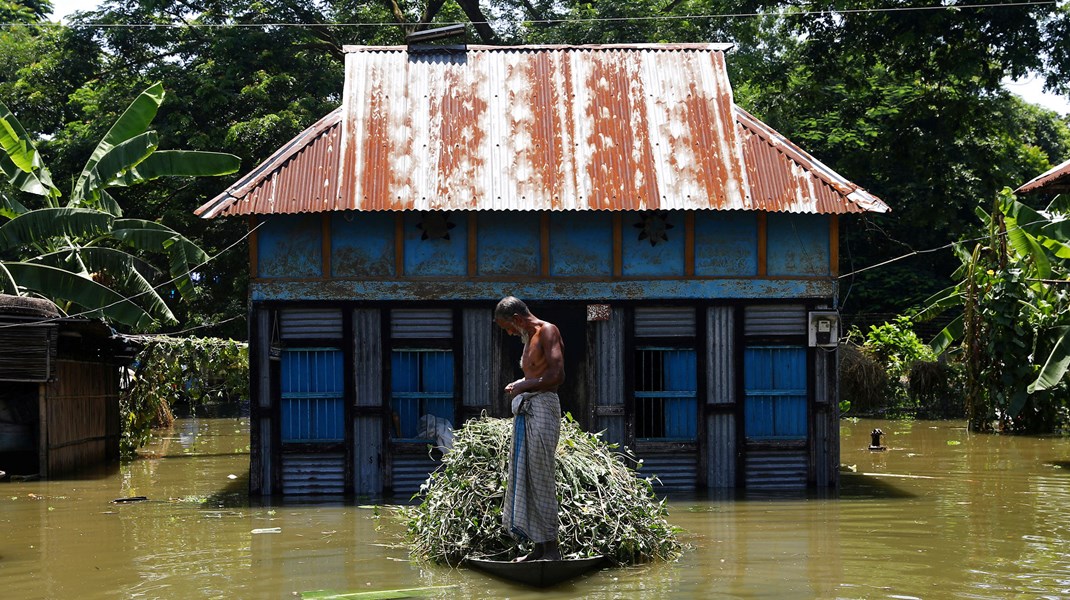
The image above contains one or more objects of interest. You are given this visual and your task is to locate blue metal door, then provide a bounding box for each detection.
[744,346,807,439]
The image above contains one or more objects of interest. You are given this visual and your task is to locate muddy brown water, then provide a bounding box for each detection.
[3,417,1070,599]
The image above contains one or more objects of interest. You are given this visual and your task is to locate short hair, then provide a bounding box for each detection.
[494,296,530,321]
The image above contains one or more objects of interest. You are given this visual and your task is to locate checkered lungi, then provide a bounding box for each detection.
[503,390,561,543]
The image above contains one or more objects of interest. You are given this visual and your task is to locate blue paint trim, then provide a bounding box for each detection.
[258,214,323,279]
[549,212,613,277]
[694,212,758,276]
[252,278,836,301]
[621,211,686,276]
[331,212,395,277]
[402,212,468,276]
[477,212,540,276]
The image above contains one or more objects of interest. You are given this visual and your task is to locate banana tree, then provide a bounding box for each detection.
[915,188,1070,429]
[0,82,239,329]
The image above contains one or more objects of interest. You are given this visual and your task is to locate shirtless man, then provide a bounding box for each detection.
[494,296,564,562]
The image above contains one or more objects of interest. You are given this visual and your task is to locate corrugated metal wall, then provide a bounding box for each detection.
[706,306,736,487]
[744,305,806,337]
[280,452,345,495]
[390,308,452,338]
[812,348,838,488]
[353,309,383,495]
[280,308,343,339]
[462,309,496,413]
[634,306,696,337]
[589,307,626,445]
[251,308,272,495]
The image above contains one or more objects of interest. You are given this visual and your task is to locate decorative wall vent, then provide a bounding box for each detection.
[417,212,456,240]
[634,211,673,246]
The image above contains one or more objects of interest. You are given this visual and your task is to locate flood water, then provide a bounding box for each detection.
[4,417,1070,599]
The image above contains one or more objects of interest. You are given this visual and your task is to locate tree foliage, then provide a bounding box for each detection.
[121,335,249,456]
[0,82,239,328]
[918,189,1070,432]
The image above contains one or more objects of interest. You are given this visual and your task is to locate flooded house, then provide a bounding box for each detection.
[0,294,137,478]
[195,43,889,497]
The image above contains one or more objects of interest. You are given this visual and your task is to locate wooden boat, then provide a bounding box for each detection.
[465,555,605,587]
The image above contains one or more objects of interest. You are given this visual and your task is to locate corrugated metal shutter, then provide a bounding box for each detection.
[744,346,807,439]
[639,453,697,491]
[0,324,55,382]
[353,309,383,495]
[744,305,806,337]
[391,309,453,339]
[706,307,735,405]
[281,452,345,495]
[590,308,626,445]
[706,413,736,488]
[635,307,696,337]
[744,448,807,490]
[463,308,496,409]
[392,454,438,497]
[279,308,343,339]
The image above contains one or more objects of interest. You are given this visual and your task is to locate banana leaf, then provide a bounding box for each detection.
[113,150,241,186]
[301,587,455,599]
[72,131,158,205]
[31,247,174,324]
[0,207,113,251]
[0,262,157,328]
[930,313,963,356]
[1029,327,1070,393]
[0,101,58,199]
[111,219,208,301]
[73,83,164,201]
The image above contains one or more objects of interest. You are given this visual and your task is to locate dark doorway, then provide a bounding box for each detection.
[496,302,588,426]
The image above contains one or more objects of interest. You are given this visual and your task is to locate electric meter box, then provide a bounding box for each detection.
[808,311,840,348]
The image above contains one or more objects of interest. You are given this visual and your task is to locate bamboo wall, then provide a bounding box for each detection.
[41,359,120,477]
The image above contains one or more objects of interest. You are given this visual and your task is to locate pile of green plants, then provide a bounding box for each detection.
[402,415,683,567]
[121,336,248,457]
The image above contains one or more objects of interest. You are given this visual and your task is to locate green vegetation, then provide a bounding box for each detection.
[0,82,239,328]
[403,415,683,567]
[917,190,1070,433]
[121,335,248,457]
[840,317,963,419]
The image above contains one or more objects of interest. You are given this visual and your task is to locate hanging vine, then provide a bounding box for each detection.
[120,336,249,457]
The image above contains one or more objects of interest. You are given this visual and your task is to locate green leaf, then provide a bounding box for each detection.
[300,586,456,599]
[912,285,962,322]
[1004,217,1051,280]
[112,219,209,301]
[0,189,29,220]
[113,150,241,186]
[0,207,113,251]
[0,101,58,199]
[930,313,963,356]
[98,190,123,217]
[0,262,159,328]
[72,131,158,205]
[74,82,164,203]
[31,247,174,323]
[1029,327,1070,393]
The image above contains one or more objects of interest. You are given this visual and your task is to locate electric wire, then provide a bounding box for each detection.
[0,0,1059,29]
[0,220,262,330]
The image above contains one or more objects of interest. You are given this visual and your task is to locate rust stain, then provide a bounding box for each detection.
[361,67,394,210]
[198,45,888,219]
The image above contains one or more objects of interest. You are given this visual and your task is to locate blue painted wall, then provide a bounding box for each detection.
[766,214,830,276]
[695,211,758,276]
[332,212,395,277]
[258,214,323,278]
[254,210,834,300]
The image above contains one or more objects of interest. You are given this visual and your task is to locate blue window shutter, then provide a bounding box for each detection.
[744,346,807,439]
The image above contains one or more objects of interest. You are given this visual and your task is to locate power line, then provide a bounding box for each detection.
[1,0,1059,29]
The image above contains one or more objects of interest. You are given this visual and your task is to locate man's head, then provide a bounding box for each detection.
[494,296,531,338]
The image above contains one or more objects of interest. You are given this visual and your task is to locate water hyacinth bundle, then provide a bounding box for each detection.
[403,415,683,566]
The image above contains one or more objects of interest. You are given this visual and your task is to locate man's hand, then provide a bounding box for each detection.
[505,378,525,398]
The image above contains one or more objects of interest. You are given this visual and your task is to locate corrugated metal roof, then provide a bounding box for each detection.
[735,106,887,213]
[1015,157,1070,195]
[196,44,888,218]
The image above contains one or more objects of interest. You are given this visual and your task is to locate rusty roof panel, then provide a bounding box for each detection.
[1015,157,1070,195]
[197,44,888,218]
[195,108,344,219]
[336,44,749,212]
[734,106,888,214]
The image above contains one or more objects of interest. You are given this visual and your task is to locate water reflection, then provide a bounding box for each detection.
[4,417,1070,598]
